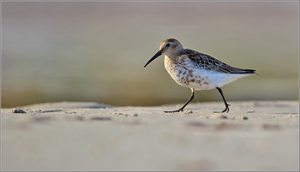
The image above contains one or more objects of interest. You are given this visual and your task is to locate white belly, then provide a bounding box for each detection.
[164,56,249,90]
[190,69,248,90]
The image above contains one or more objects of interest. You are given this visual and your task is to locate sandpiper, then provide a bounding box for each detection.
[144,38,255,113]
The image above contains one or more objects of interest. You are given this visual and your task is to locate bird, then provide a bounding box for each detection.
[144,38,255,113]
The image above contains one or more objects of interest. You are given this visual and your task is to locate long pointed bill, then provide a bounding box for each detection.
[144,50,162,68]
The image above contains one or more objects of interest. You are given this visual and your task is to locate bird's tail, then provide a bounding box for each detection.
[231,68,256,74]
[240,69,256,74]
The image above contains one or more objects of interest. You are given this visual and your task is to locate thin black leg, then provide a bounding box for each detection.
[164,88,195,113]
[215,87,230,113]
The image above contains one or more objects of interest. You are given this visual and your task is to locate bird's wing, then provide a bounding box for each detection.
[180,49,255,74]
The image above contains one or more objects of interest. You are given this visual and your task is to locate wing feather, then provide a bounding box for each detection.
[178,49,255,74]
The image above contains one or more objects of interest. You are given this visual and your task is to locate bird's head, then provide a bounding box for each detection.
[144,38,183,68]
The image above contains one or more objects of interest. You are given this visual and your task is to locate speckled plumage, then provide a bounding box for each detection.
[163,42,255,91]
[177,48,255,74]
[144,38,256,113]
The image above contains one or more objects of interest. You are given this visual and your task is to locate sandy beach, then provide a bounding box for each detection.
[1,101,299,171]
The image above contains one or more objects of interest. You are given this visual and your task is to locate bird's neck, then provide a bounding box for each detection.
[164,55,175,72]
[164,54,182,67]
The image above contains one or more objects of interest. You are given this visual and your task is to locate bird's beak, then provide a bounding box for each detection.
[144,50,162,68]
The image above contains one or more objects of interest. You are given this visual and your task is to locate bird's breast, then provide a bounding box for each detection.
[164,56,217,90]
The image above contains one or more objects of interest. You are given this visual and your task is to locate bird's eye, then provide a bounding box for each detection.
[166,43,170,47]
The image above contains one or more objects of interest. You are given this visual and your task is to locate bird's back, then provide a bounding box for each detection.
[177,49,256,75]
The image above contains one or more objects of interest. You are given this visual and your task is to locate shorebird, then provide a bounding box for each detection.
[144,38,255,113]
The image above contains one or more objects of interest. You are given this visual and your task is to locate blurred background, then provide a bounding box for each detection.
[2,1,298,108]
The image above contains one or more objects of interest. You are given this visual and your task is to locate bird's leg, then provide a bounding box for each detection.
[214,87,230,113]
[164,88,195,113]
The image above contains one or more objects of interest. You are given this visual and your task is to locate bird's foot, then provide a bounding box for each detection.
[214,104,230,113]
[164,108,184,113]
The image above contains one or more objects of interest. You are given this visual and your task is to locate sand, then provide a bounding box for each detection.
[1,101,299,171]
